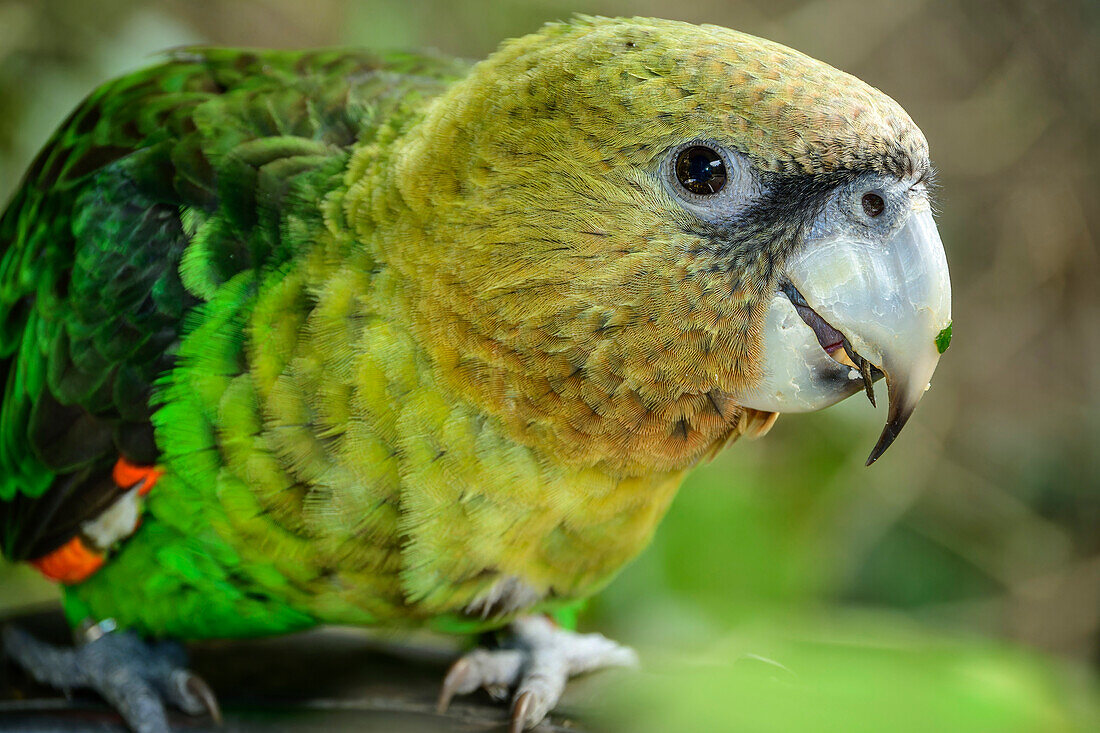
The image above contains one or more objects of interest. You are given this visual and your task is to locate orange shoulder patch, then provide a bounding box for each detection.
[30,457,163,584]
[112,457,164,496]
[30,536,105,584]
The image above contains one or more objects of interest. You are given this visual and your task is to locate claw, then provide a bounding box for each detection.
[183,672,223,725]
[437,657,470,713]
[510,690,534,733]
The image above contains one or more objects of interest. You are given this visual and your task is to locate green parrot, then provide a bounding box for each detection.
[0,16,952,732]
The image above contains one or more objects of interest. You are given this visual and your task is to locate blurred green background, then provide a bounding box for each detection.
[1,0,1098,730]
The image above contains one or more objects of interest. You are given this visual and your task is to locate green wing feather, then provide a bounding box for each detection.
[0,47,468,560]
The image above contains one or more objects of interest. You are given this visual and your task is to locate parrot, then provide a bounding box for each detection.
[0,15,952,732]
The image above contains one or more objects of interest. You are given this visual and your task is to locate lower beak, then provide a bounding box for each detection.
[736,199,952,464]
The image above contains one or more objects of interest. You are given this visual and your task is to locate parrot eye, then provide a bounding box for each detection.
[675,146,727,196]
[662,141,758,221]
[861,192,886,218]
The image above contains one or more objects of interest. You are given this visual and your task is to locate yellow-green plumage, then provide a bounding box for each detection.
[2,17,929,639]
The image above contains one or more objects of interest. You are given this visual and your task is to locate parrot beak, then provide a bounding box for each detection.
[735,196,952,465]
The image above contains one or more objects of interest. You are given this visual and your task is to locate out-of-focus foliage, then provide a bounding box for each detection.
[588,614,1099,732]
[1,0,1098,729]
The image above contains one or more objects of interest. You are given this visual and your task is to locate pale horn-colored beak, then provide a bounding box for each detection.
[735,197,952,464]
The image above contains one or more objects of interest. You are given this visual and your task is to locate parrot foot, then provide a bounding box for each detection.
[437,614,637,732]
[2,620,221,733]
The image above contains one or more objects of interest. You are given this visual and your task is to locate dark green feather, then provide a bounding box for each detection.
[0,46,468,560]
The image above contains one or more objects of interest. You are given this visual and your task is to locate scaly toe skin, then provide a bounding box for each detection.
[438,615,639,730]
[508,616,639,729]
[2,625,87,691]
[2,623,220,733]
[437,647,525,712]
[512,650,567,728]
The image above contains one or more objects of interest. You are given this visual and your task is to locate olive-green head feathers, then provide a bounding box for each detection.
[477,15,927,176]
[347,16,941,473]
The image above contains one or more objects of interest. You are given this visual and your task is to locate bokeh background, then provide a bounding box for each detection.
[1,1,1098,730]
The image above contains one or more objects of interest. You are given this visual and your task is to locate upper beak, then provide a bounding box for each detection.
[735,197,952,464]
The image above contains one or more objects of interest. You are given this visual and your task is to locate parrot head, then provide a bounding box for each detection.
[383,16,951,470]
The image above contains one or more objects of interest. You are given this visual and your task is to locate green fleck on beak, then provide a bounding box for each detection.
[935,322,953,354]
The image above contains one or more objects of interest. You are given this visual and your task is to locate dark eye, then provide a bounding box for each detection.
[861,192,886,218]
[675,146,727,195]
